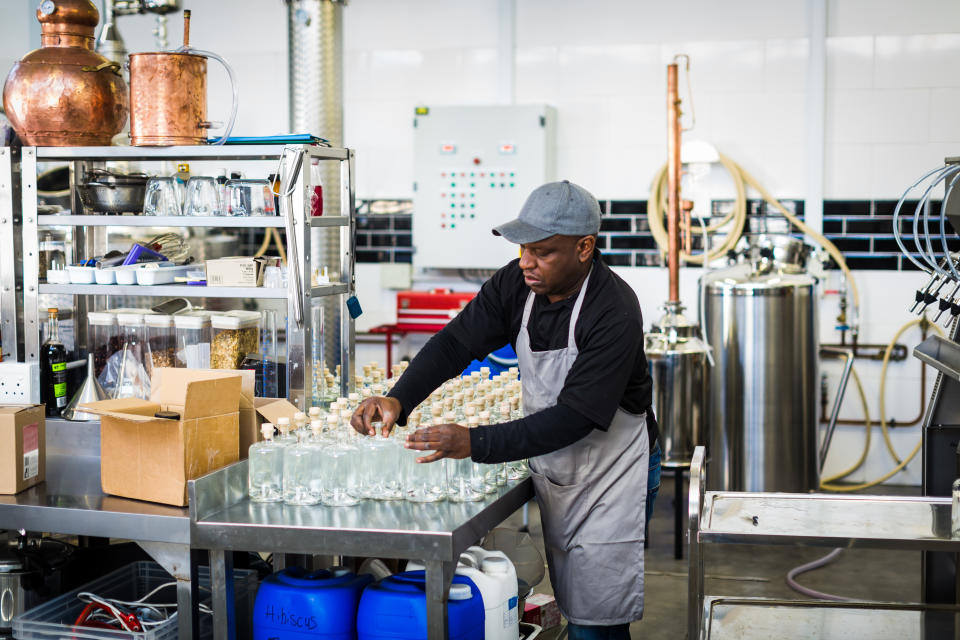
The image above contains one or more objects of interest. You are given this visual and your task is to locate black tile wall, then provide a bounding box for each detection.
[354,198,959,271]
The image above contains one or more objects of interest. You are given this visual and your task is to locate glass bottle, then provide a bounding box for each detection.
[507,399,530,480]
[478,410,501,492]
[248,424,283,502]
[293,411,308,435]
[953,478,960,538]
[319,411,361,506]
[404,414,447,503]
[447,411,483,503]
[40,308,67,417]
[276,417,297,447]
[283,431,321,505]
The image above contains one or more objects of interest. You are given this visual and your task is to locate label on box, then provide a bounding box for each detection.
[23,422,39,480]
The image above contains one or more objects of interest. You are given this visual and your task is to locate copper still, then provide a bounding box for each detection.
[2,0,128,146]
[129,11,238,146]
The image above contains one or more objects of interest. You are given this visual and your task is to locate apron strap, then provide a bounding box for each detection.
[520,290,536,330]
[567,267,592,350]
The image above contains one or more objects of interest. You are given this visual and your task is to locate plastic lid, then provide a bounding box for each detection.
[448,584,472,600]
[211,310,260,330]
[144,314,173,328]
[444,411,456,422]
[294,411,307,422]
[87,311,116,326]
[174,313,211,329]
[327,414,338,424]
[309,407,321,417]
[261,423,274,438]
[277,417,290,427]
[482,556,510,575]
[116,312,144,326]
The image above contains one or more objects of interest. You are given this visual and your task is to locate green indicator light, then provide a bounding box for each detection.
[461,214,466,219]
[470,203,475,208]
[450,203,455,208]
[510,172,515,177]
[470,193,475,197]
[450,182,456,187]
[470,213,476,218]
[510,183,515,188]
[470,183,475,187]
[451,223,456,228]
[490,182,495,188]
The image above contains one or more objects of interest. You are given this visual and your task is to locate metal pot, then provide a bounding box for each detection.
[76,168,148,214]
[0,537,71,634]
[2,0,128,146]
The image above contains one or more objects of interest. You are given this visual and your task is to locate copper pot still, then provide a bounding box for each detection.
[129,11,238,146]
[2,0,129,147]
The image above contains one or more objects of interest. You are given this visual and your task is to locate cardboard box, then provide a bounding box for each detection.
[82,370,242,506]
[523,593,561,630]
[206,256,280,287]
[0,404,45,494]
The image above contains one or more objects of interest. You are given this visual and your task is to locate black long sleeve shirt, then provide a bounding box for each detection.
[388,252,657,463]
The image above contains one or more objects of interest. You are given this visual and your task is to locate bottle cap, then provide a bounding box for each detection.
[443,411,456,422]
[294,412,307,422]
[277,417,290,427]
[448,584,472,601]
[261,423,274,439]
[327,415,338,425]
[432,417,444,425]
[468,417,480,427]
[481,556,510,575]
[349,392,360,402]
[155,410,180,420]
[309,407,321,417]
[311,420,323,433]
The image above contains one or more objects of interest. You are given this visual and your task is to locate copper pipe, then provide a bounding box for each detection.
[183,10,191,47]
[666,63,682,303]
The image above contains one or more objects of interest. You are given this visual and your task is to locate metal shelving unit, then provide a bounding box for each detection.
[687,446,960,639]
[11,143,356,408]
[0,148,20,361]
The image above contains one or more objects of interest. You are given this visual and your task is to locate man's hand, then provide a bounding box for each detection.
[406,423,471,463]
[351,396,402,437]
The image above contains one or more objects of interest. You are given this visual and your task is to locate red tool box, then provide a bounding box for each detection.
[396,288,476,329]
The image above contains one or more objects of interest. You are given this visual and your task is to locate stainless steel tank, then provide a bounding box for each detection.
[701,236,819,492]
[645,302,709,464]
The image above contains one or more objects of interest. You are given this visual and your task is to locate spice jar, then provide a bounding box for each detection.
[88,311,118,379]
[211,310,261,369]
[144,314,175,374]
[174,312,212,369]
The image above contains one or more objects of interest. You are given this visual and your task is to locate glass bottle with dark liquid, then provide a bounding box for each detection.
[40,307,67,416]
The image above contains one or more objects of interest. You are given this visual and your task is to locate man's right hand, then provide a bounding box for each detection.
[351,396,402,437]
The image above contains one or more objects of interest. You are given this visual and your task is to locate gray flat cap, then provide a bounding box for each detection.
[492,180,601,244]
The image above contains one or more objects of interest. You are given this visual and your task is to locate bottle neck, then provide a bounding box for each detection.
[45,315,61,345]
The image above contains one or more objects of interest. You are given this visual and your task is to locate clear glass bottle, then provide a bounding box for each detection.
[293,411,309,435]
[404,415,448,503]
[357,420,402,501]
[478,410,501,492]
[447,411,483,503]
[248,424,283,502]
[506,399,530,480]
[283,431,321,505]
[114,312,149,400]
[276,416,297,447]
[319,411,361,506]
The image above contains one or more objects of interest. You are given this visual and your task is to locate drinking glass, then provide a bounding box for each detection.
[143,177,182,216]
[226,178,274,216]
[183,176,221,216]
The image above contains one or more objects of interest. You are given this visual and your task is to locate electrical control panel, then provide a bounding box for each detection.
[0,362,41,404]
[413,105,557,270]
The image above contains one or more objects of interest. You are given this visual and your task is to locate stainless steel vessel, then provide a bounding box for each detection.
[701,237,819,492]
[645,302,709,464]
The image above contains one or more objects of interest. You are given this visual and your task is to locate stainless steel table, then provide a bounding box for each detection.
[0,419,201,639]
[687,446,960,639]
[190,460,534,640]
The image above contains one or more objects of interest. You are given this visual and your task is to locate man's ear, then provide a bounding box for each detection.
[577,235,596,262]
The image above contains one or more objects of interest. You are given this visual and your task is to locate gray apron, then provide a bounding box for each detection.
[519,269,649,626]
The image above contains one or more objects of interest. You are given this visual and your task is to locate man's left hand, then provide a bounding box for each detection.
[406,423,471,463]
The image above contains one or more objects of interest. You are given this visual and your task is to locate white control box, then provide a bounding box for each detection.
[0,362,41,404]
[413,105,557,269]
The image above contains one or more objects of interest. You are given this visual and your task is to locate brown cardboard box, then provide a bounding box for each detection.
[82,371,242,506]
[0,404,45,494]
[146,369,300,458]
[523,593,561,630]
[206,256,280,287]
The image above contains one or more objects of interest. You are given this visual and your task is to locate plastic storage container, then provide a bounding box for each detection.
[144,313,175,373]
[408,548,520,640]
[174,312,212,369]
[212,310,261,369]
[252,568,373,640]
[357,571,483,640]
[12,561,256,640]
[112,312,150,399]
[88,311,119,379]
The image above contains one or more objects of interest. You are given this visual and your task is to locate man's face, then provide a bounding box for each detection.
[518,234,594,300]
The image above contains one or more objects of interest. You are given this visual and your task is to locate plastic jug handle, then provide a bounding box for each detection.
[178,47,239,146]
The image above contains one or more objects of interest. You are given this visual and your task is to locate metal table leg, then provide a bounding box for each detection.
[675,468,685,560]
[425,559,456,640]
[177,550,201,640]
[211,549,237,640]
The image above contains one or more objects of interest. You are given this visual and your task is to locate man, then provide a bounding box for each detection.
[352,180,660,639]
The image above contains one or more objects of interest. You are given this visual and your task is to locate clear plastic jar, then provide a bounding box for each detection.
[174,312,212,369]
[87,311,119,379]
[144,314,175,374]
[211,310,261,369]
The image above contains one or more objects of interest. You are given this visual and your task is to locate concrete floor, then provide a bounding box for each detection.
[500,478,921,639]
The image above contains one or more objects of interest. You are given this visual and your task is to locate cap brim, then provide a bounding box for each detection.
[491,218,553,244]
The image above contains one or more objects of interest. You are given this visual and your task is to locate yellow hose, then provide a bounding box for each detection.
[820,316,943,492]
[647,153,861,321]
[819,366,871,484]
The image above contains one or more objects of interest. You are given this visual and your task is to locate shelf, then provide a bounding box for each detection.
[33,144,348,162]
[310,283,349,297]
[309,216,350,228]
[38,283,288,299]
[37,215,288,228]
[699,491,957,551]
